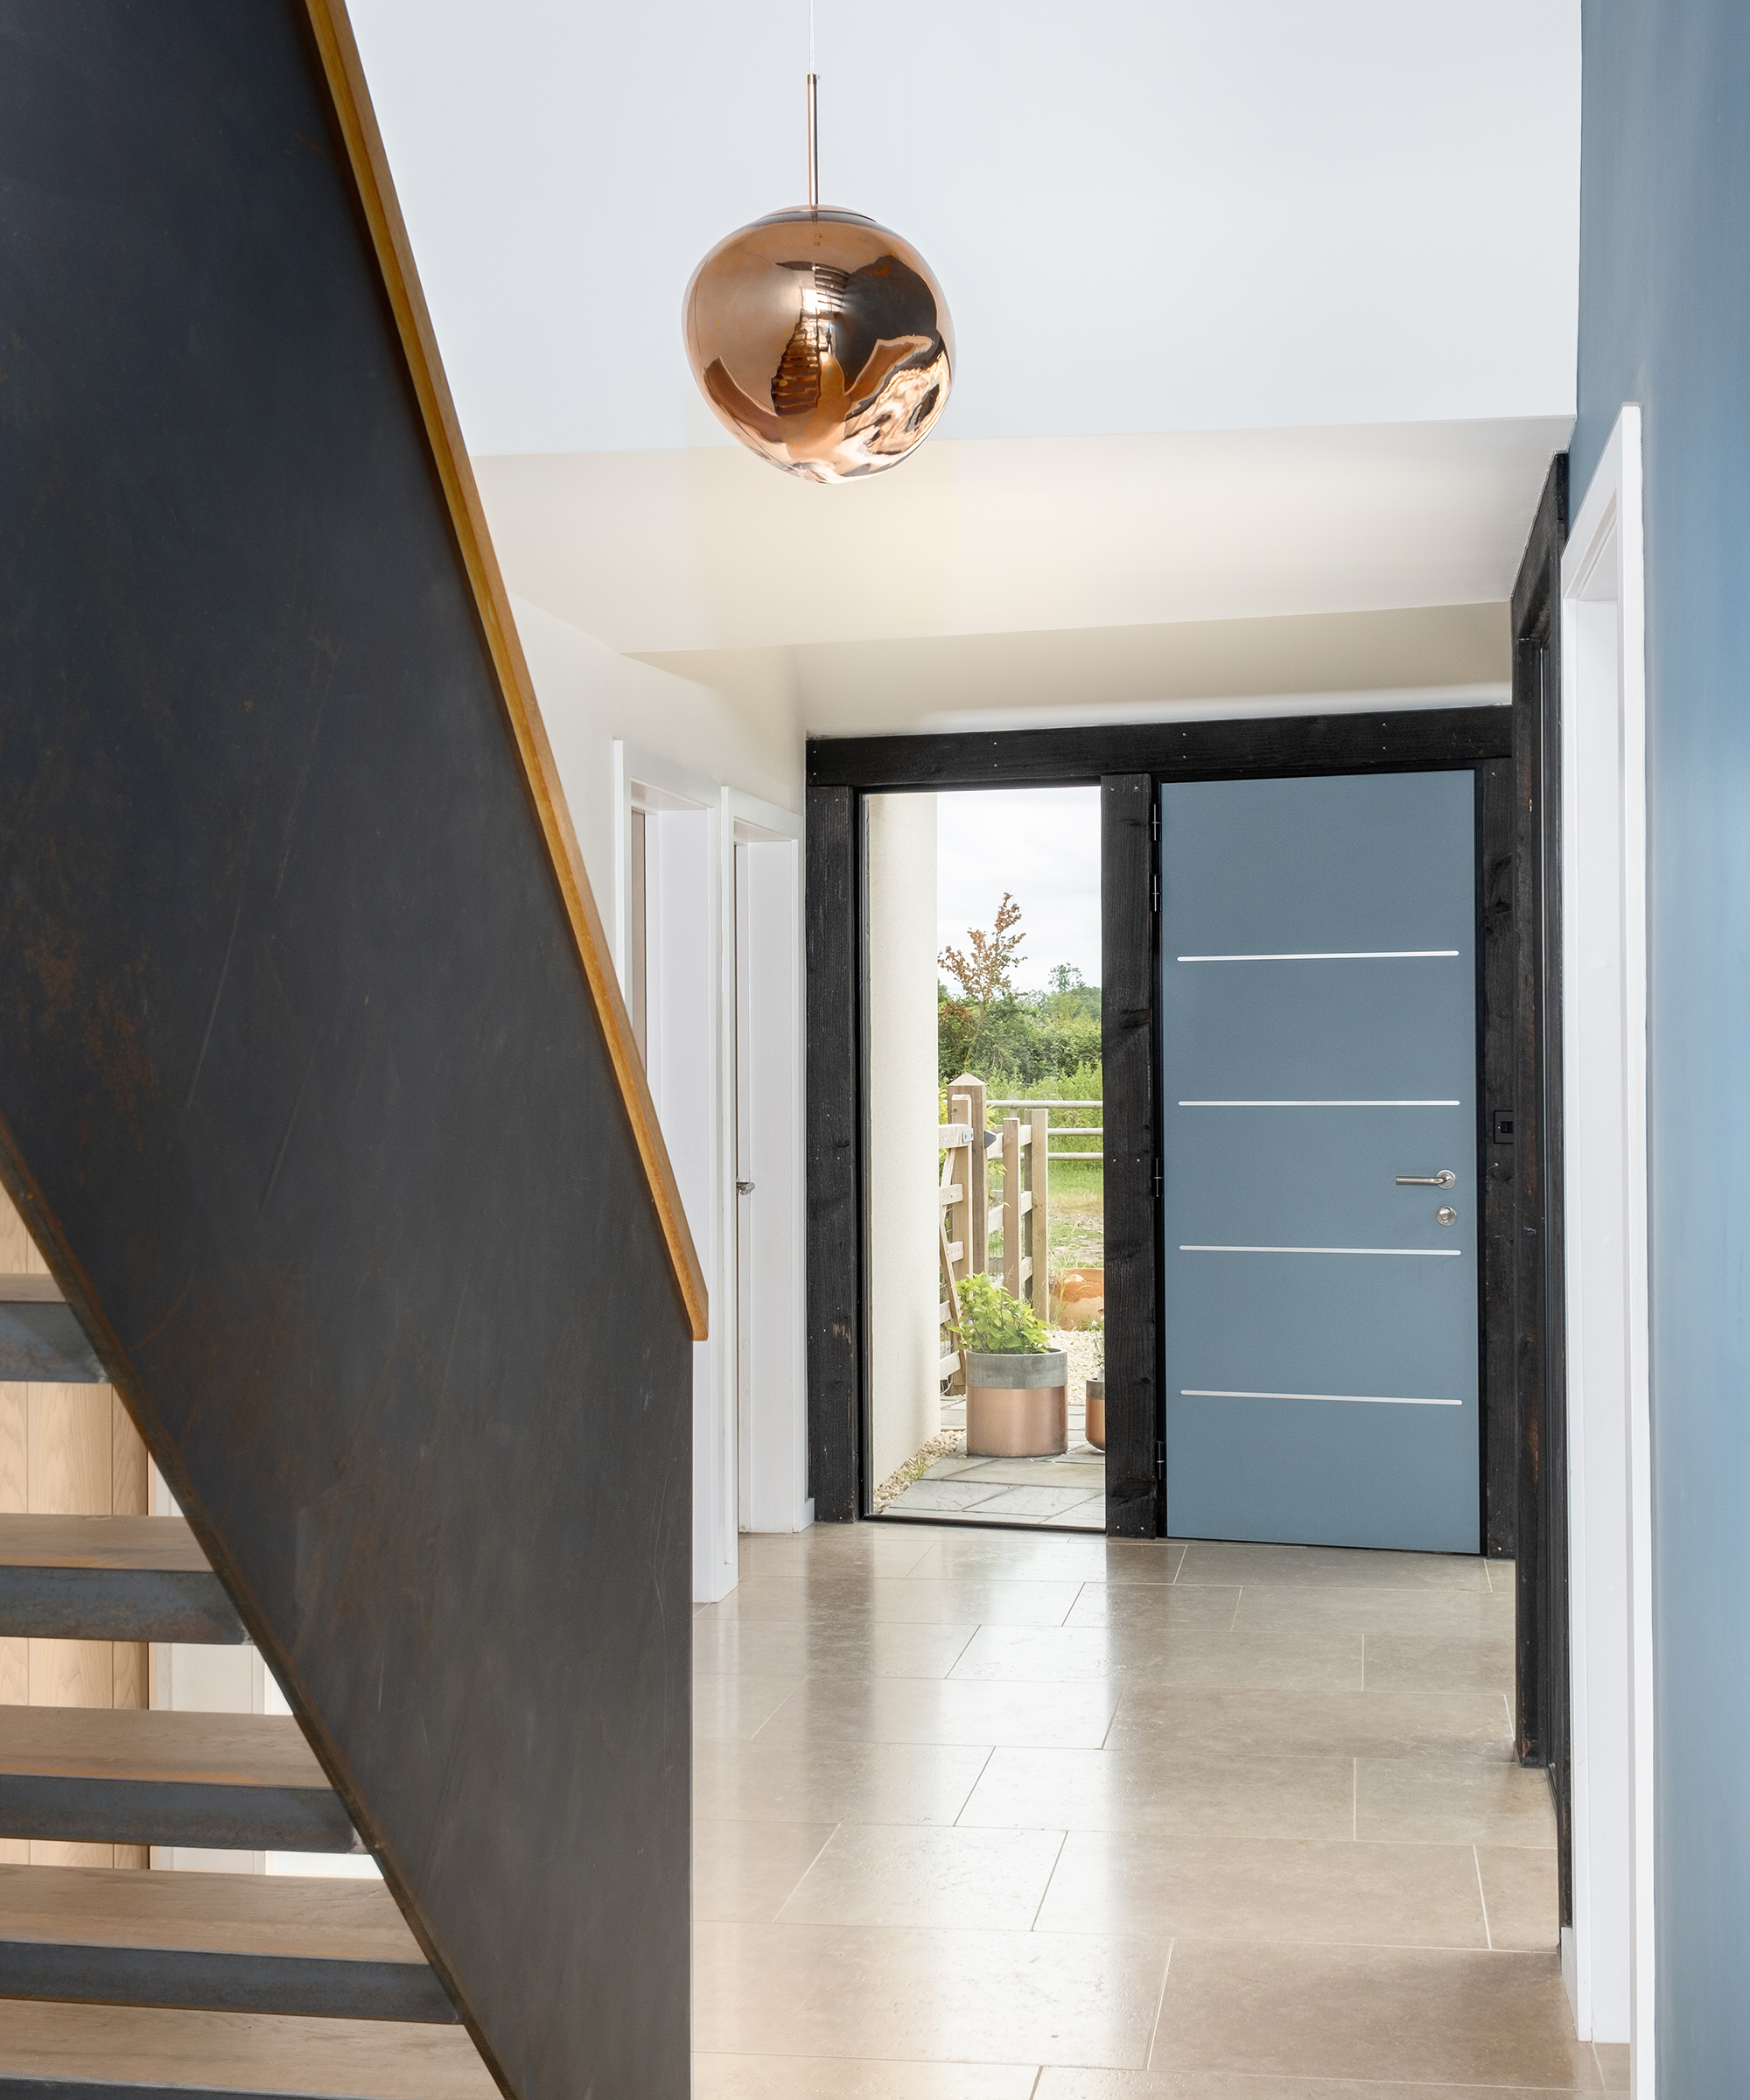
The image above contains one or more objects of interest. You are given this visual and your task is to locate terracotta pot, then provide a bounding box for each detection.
[1084,1377,1106,1451]
[1054,1266,1105,1329]
[965,1350,1068,1457]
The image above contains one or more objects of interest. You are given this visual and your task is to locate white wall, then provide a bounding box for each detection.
[512,593,801,900]
[864,793,943,1490]
[511,595,806,1592]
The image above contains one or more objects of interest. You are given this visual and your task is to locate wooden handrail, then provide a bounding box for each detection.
[301,0,708,1342]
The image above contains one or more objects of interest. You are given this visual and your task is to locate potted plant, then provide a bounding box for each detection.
[1084,1317,1106,1452]
[953,1272,1069,1458]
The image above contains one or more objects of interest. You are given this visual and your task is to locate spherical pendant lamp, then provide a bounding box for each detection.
[683,77,954,483]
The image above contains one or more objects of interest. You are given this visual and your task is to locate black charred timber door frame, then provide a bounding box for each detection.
[1508,456,1572,1927]
[806,704,1522,1540]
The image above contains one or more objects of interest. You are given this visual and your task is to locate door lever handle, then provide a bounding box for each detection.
[1396,1170,1456,1187]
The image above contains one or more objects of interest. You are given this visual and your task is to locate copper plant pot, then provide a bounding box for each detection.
[1084,1378,1106,1452]
[965,1351,1068,1458]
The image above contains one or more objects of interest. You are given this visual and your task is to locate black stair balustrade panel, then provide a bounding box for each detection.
[0,7,694,2098]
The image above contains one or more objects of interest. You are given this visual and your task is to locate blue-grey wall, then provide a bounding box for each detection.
[1575,6,1750,2090]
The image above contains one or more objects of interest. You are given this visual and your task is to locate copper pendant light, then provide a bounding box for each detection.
[682,74,954,483]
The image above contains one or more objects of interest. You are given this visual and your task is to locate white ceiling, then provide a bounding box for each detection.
[349,0,1582,731]
[350,0,1581,454]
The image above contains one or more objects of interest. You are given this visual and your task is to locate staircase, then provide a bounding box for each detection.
[0,2,706,2093]
[0,1513,493,2096]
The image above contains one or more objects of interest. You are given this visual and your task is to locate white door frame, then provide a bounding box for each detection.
[1558,402,1654,2088]
[724,790,810,1534]
[612,747,809,1600]
[614,743,733,1603]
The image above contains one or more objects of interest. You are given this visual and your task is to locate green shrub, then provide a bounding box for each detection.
[952,1271,1055,1356]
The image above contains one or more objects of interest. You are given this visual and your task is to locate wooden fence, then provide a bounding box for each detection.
[936,1074,1103,1390]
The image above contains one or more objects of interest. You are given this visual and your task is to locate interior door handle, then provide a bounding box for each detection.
[1396,1170,1456,1187]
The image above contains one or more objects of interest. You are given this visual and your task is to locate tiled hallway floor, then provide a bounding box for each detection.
[693,1523,1627,2097]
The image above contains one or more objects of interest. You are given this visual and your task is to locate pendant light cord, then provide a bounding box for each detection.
[807,2,818,210]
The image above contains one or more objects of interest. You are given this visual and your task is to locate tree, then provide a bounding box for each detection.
[938,894,1026,1073]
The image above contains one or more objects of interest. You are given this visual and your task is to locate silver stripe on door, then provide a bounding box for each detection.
[1180,1389,1462,1407]
[1178,1243,1462,1256]
[1174,949,1460,962]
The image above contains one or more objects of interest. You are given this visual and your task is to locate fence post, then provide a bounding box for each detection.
[1002,1114,1023,1300]
[1029,1104,1051,1322]
[941,1090,974,1393]
[949,1072,989,1275]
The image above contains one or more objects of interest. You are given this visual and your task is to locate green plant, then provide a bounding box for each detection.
[952,1270,1054,1356]
[1087,1315,1105,1375]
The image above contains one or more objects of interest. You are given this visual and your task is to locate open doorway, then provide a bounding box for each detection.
[862,786,1105,1530]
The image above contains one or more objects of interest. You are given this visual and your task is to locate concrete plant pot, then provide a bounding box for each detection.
[1084,1377,1106,1451]
[965,1350,1068,1458]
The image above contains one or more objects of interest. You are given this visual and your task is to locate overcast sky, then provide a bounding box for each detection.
[934,787,1102,996]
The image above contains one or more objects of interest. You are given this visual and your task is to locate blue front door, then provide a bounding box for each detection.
[1160,771,1480,1552]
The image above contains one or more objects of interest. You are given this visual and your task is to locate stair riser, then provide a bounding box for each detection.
[0,1946,455,2024]
[0,1571,247,1645]
[0,1783,359,1854]
[0,1305,104,1383]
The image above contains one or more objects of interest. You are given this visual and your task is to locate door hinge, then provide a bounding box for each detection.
[1156,1438,1166,1478]
[1152,872,1158,913]
[1153,1161,1163,1200]
[1152,802,1159,841]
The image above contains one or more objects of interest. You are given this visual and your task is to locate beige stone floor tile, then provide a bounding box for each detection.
[1103,1684,1513,1761]
[753,1673,1122,1749]
[1036,2072,1594,2097]
[1064,1584,1242,1634]
[1175,1542,1490,1592]
[1477,1844,1560,1949]
[843,1578,1086,1627]
[1229,1585,1515,1641]
[777,1822,1065,1930]
[958,1746,1354,1840]
[695,2054,1039,2098]
[1092,1628,1367,1692]
[693,1736,992,1826]
[906,1534,1182,1586]
[948,1621,1232,1682]
[1035,1832,1489,1948]
[695,1919,1169,2068]
[1364,1632,1515,1694]
[1593,2040,1630,2090]
[710,1571,896,1623]
[692,1674,804,1739]
[1148,1942,1598,2087]
[741,1526,938,1576]
[693,1818,836,1922]
[695,1617,981,1682]
[1355,1756,1558,1847]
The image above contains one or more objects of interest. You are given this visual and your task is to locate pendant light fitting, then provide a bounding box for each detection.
[681,63,955,483]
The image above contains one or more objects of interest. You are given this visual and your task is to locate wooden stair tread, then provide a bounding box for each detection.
[0,1865,421,1964]
[0,1711,358,1854]
[0,1274,65,1303]
[0,1866,452,2026]
[0,2000,494,2097]
[0,1516,247,1644]
[0,1708,327,1791]
[0,1515,212,1572]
